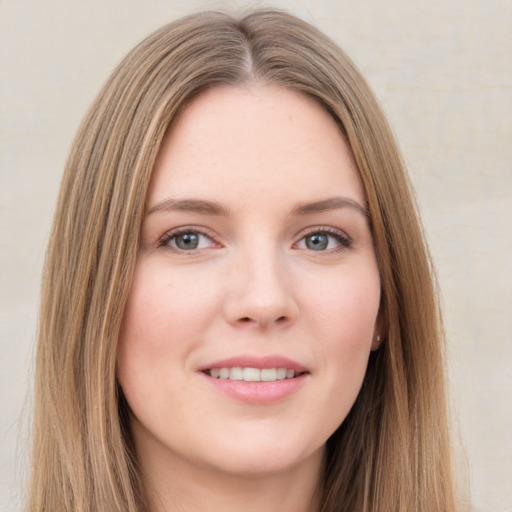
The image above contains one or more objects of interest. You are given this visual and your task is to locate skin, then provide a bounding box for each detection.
[117,85,381,512]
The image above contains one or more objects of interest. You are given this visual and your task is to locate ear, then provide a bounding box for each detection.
[371,311,385,351]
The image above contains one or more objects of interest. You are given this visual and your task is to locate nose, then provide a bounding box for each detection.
[223,246,298,330]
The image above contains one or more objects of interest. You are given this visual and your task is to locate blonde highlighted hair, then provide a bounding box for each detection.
[30,9,456,511]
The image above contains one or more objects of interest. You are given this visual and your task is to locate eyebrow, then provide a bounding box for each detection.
[147,198,231,216]
[147,195,368,218]
[291,197,369,217]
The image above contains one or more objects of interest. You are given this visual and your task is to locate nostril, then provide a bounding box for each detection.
[238,316,287,325]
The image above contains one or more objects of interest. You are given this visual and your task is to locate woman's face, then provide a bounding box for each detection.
[118,85,381,480]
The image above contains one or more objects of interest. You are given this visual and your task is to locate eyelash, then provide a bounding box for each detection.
[158,227,219,252]
[295,227,352,252]
[158,226,352,253]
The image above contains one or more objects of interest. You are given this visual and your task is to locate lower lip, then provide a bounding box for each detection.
[201,373,309,404]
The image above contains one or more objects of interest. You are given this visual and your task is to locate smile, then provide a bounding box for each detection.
[204,367,303,381]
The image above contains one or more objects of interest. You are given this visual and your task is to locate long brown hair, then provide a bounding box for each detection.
[30,9,456,511]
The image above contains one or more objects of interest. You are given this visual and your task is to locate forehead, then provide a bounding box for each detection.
[148,85,365,210]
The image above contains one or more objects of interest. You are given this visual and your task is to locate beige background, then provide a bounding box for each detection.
[1,0,511,510]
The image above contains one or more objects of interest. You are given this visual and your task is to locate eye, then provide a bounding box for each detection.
[161,229,216,251]
[296,229,351,252]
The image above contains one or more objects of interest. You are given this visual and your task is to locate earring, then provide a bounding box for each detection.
[371,334,382,352]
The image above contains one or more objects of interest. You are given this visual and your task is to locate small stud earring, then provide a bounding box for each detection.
[376,335,381,342]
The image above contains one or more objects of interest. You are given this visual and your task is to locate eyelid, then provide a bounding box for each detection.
[158,226,221,251]
[294,226,352,250]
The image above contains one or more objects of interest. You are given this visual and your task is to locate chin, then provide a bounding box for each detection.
[196,433,326,478]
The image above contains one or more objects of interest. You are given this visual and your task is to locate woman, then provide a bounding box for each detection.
[29,8,457,512]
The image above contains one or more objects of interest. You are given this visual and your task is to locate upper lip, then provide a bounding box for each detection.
[198,355,308,373]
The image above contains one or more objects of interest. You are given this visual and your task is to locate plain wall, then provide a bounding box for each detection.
[1,0,511,510]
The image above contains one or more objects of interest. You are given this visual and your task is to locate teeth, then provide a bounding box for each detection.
[276,368,287,380]
[244,367,261,381]
[261,368,276,381]
[229,367,243,380]
[207,367,298,381]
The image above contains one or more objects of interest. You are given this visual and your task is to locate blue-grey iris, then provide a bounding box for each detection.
[175,233,199,250]
[306,234,328,250]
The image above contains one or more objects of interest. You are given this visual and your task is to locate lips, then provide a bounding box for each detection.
[199,356,310,403]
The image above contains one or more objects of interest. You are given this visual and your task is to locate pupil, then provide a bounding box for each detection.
[307,234,328,250]
[177,233,199,250]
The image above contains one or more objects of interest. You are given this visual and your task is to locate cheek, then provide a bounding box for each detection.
[308,274,380,429]
[308,268,380,340]
[121,259,220,338]
[304,267,380,389]
[117,262,220,392]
